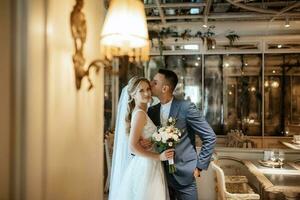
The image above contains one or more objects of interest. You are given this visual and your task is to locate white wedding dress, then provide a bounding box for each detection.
[114,109,169,200]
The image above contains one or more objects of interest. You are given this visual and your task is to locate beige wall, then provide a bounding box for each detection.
[0,0,11,200]
[14,0,105,199]
[45,0,104,199]
[0,0,11,199]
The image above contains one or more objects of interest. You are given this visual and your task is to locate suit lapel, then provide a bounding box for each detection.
[168,98,180,120]
[153,103,161,127]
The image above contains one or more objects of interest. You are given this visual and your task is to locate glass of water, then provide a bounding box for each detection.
[270,151,276,162]
[278,151,285,167]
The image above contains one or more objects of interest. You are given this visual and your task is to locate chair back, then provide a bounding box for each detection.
[104,138,112,171]
[104,132,114,193]
[212,159,260,200]
[211,161,227,200]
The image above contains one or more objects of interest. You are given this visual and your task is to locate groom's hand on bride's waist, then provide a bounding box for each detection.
[193,168,202,178]
[139,138,153,150]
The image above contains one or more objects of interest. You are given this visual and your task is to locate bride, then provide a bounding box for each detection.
[109,76,174,200]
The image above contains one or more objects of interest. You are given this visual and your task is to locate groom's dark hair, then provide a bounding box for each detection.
[158,69,178,92]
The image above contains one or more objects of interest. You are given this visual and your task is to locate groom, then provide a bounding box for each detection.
[147,69,216,200]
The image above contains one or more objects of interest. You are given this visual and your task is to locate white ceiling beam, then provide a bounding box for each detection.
[270,2,300,22]
[226,0,278,14]
[203,0,213,25]
[214,1,298,8]
[165,15,204,20]
[145,3,206,9]
[147,12,300,21]
[209,12,300,19]
[147,16,161,20]
[161,3,206,8]
[154,0,166,24]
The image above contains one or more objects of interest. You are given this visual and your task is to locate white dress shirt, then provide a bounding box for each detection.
[160,98,173,126]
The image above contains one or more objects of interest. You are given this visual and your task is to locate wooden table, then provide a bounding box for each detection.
[244,160,300,200]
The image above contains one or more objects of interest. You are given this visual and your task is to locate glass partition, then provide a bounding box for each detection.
[145,53,300,138]
[264,53,300,136]
[204,54,262,135]
[204,55,223,134]
[224,54,262,136]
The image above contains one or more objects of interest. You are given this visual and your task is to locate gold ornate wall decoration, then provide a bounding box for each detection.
[70,0,111,91]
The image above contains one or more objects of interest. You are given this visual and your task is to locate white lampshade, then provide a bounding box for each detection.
[100,0,150,62]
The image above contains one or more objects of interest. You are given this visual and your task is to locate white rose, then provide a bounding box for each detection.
[168,118,173,123]
[161,132,169,143]
[166,127,171,133]
[168,142,173,147]
[158,128,163,132]
[172,134,179,141]
[168,132,173,138]
[155,134,162,142]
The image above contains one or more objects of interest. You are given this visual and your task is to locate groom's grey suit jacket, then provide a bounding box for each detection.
[148,97,216,187]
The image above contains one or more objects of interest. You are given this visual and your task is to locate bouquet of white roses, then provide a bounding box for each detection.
[152,117,181,173]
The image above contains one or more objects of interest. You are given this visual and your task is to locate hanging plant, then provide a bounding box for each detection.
[195,25,216,50]
[180,29,192,40]
[205,25,216,37]
[206,37,216,50]
[226,31,240,46]
[195,31,203,40]
[159,27,178,38]
[148,27,178,68]
[148,30,159,46]
[148,26,178,48]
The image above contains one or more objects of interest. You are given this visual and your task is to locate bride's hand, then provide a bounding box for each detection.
[159,149,175,161]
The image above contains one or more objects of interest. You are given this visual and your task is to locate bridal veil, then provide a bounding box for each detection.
[109,86,132,199]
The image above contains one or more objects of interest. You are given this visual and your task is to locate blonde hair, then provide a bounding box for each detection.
[125,76,150,135]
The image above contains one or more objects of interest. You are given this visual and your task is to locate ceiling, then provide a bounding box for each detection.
[145,0,300,26]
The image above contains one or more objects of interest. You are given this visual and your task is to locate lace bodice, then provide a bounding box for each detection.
[132,109,157,139]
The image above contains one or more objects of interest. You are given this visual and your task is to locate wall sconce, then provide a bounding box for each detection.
[70,0,149,90]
